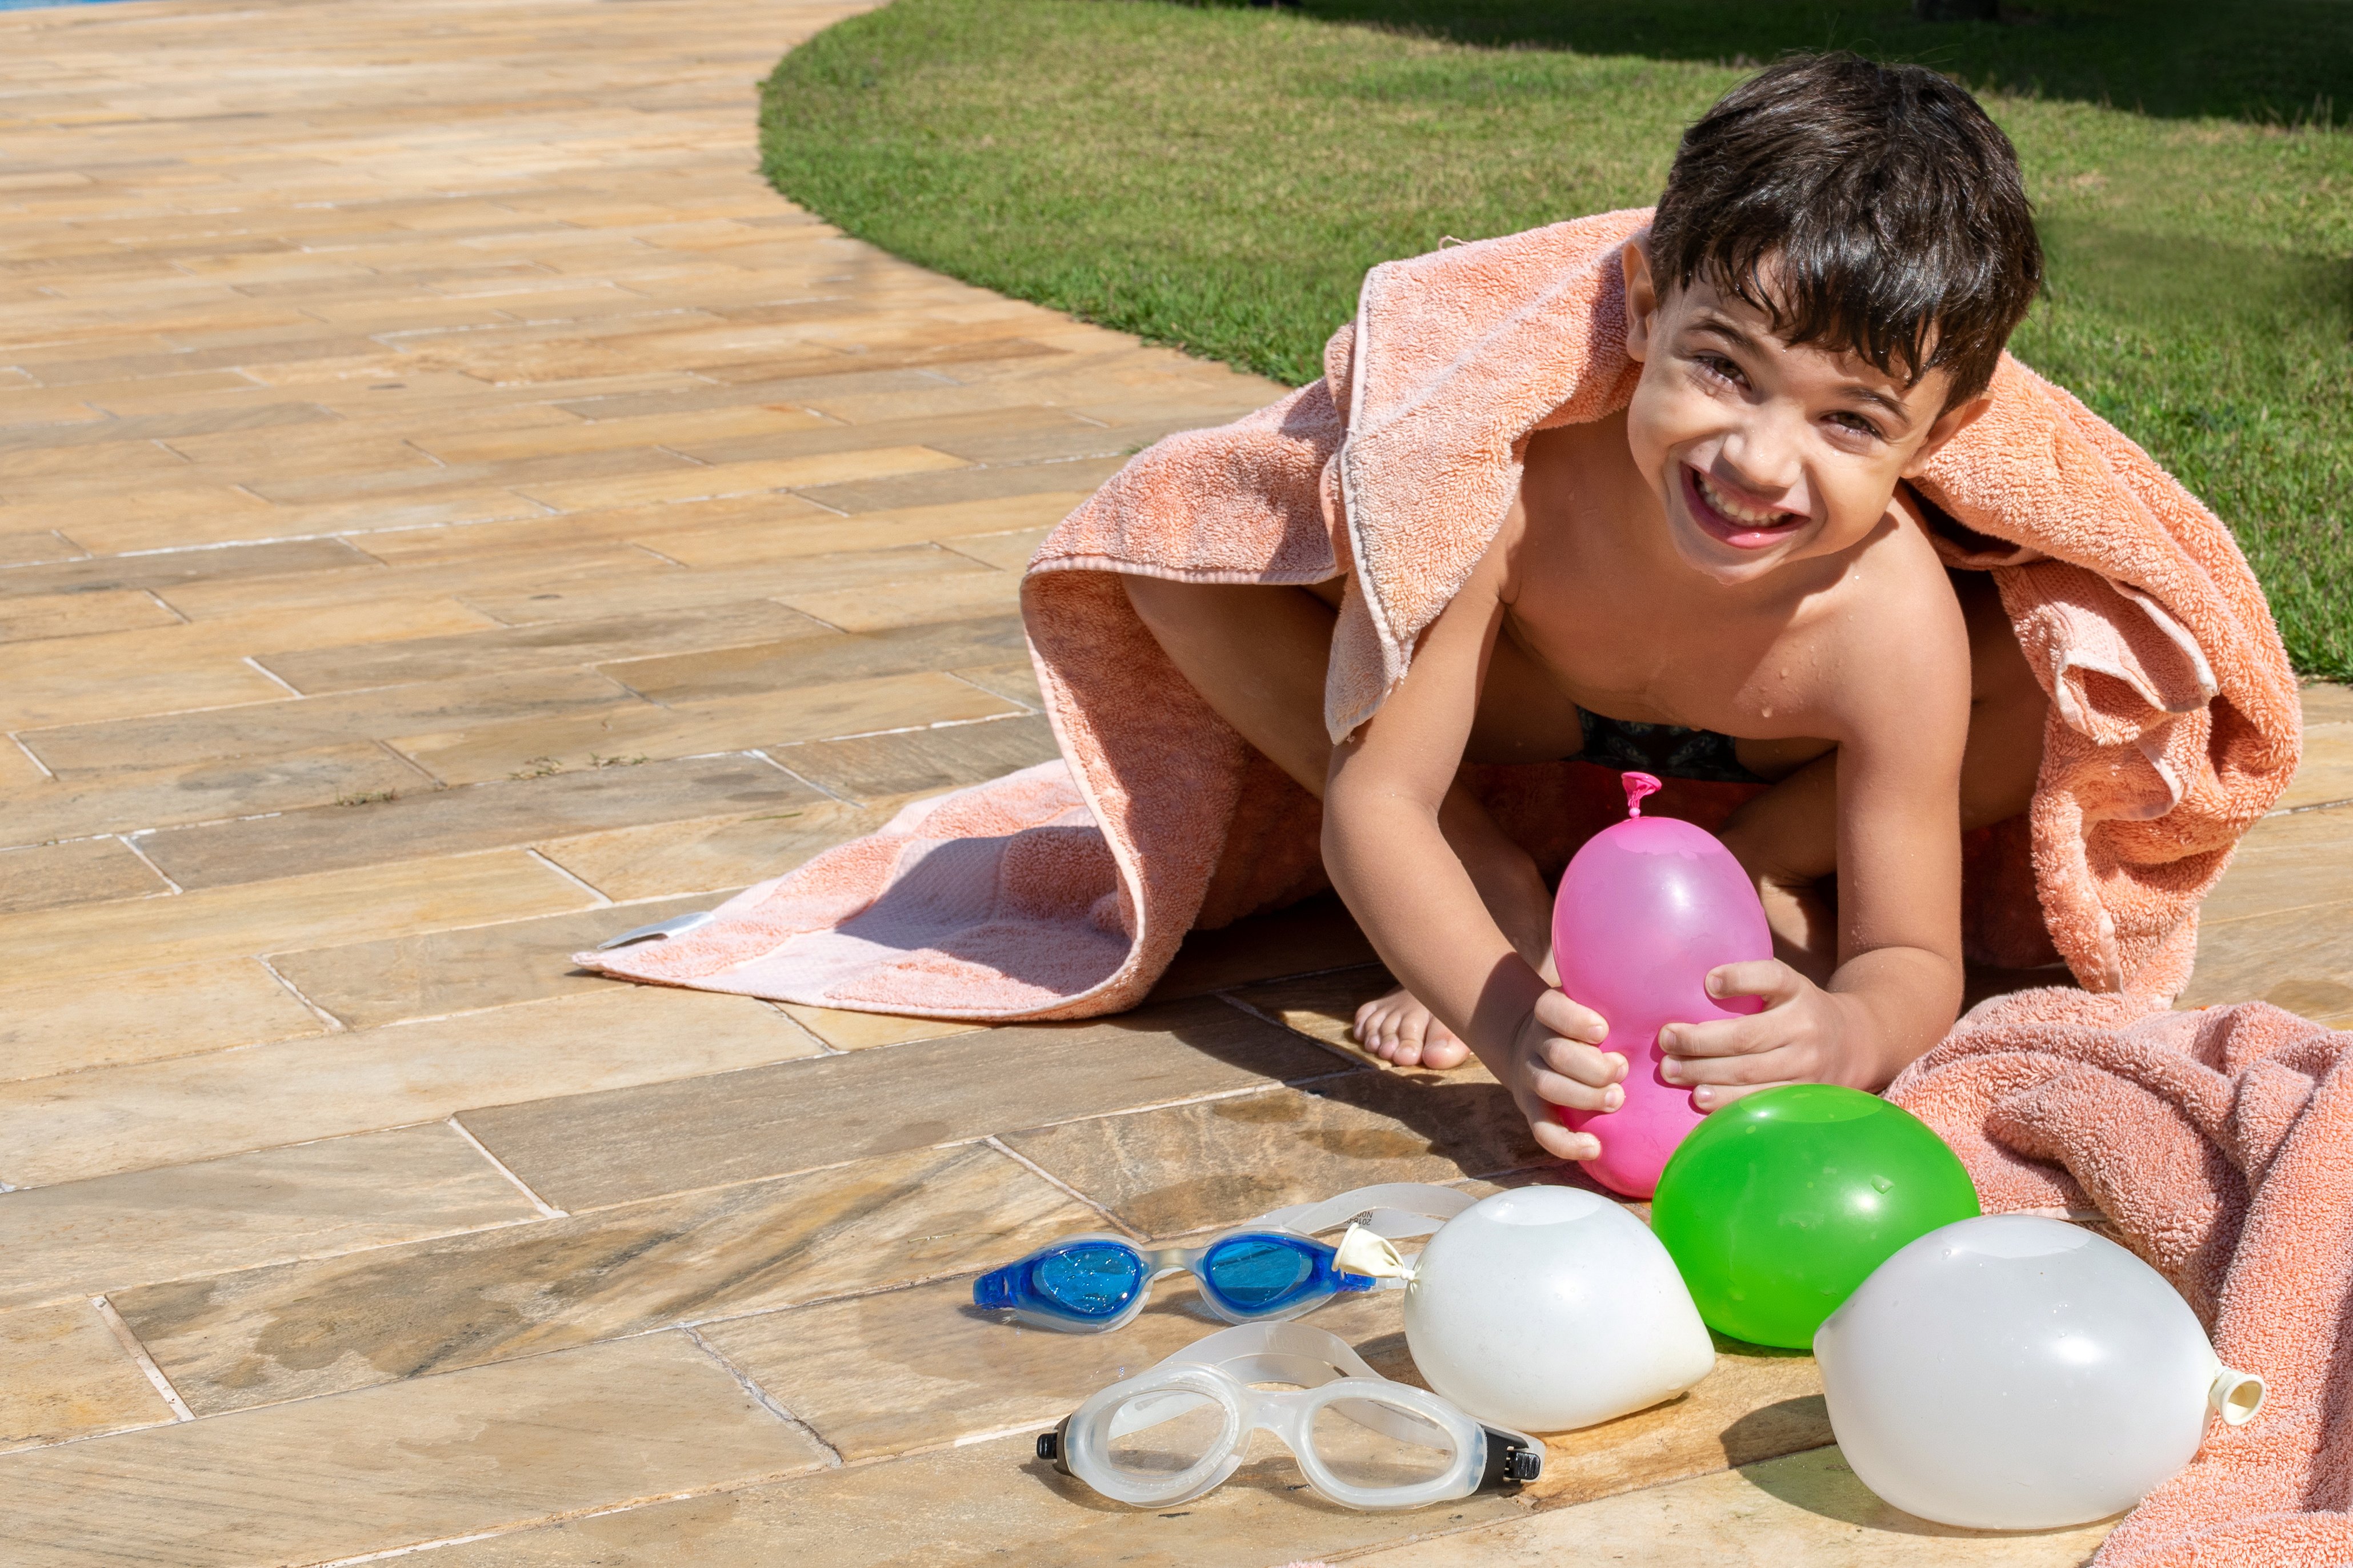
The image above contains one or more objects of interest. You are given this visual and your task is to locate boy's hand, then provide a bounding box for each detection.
[1658,960,1870,1108]
[1507,989,1630,1161]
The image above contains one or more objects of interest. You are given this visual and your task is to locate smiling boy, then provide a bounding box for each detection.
[1122,55,2050,1165]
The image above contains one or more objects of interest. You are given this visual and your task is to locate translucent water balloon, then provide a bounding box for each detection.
[1552,771,1772,1197]
[1649,1084,1980,1348]
[1399,1186,1714,1432]
[1816,1213,2264,1530]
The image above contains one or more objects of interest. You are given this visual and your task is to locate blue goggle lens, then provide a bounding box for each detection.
[1202,1235,1320,1312]
[1030,1242,1149,1319]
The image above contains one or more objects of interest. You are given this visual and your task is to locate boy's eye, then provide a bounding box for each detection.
[1826,410,1883,440]
[1691,352,1745,387]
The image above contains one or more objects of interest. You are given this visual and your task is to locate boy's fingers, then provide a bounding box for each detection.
[1538,1037,1626,1088]
[1706,960,1802,1006]
[1668,1046,1805,1086]
[1529,1065,1624,1113]
[1530,1118,1602,1162]
[1658,1014,1775,1060]
[1530,988,1609,1045]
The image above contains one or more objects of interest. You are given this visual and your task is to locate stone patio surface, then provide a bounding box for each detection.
[0,0,2346,1562]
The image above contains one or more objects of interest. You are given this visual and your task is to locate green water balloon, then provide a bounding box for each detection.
[1649,1084,1980,1349]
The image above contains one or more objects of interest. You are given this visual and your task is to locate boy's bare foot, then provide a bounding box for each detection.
[1352,986,1474,1069]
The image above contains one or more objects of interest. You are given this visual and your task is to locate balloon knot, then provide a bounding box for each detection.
[1621,771,1662,818]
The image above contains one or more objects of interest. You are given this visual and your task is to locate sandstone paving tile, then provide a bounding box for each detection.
[0,586,181,642]
[402,1427,1527,1567]
[603,612,1030,704]
[459,544,987,625]
[405,403,831,466]
[639,494,1085,569]
[0,835,170,913]
[242,442,700,506]
[703,1274,1408,1463]
[266,892,730,1029]
[0,528,85,565]
[1005,1071,1543,1240]
[0,741,431,849]
[514,446,970,512]
[783,566,1021,632]
[0,984,823,1189]
[115,1142,1095,1415]
[257,599,817,693]
[0,849,595,990]
[0,1298,173,1453]
[766,712,1058,804]
[1149,892,1383,1004]
[0,534,370,601]
[2180,903,2353,1022]
[21,666,635,774]
[0,438,197,486]
[795,454,1127,515]
[670,404,1105,469]
[0,1331,830,1568]
[536,796,897,902]
[942,523,1052,572]
[775,1003,984,1052]
[0,655,290,734]
[1349,1445,2114,1567]
[391,670,1017,786]
[462,998,1353,1211]
[0,960,325,1084]
[0,483,277,555]
[2280,720,2353,809]
[955,657,1046,709]
[0,399,330,453]
[2300,682,2353,726]
[2200,807,2353,927]
[0,1124,538,1312]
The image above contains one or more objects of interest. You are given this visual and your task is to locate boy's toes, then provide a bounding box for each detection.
[1353,987,1468,1071]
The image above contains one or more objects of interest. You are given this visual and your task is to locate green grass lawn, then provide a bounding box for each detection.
[761,0,2353,679]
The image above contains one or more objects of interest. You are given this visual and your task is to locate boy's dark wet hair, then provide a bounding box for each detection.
[1650,52,2043,407]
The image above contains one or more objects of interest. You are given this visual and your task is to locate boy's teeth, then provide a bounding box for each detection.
[1696,472,1786,527]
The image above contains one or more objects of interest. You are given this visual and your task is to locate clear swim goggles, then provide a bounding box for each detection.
[1037,1321,1544,1511]
[974,1183,1475,1333]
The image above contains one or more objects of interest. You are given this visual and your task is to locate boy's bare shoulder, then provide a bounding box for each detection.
[1804,504,1972,741]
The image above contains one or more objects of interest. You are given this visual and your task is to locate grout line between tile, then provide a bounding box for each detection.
[681,1324,844,1466]
[9,731,56,779]
[980,1134,1137,1236]
[90,1296,194,1422]
[526,845,614,905]
[113,831,186,895]
[445,1115,569,1218]
[242,653,304,696]
[255,953,351,1033]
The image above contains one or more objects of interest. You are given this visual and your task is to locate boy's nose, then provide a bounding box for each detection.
[1716,407,1808,498]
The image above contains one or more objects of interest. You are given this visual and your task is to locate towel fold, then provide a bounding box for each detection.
[1890,990,2353,1565]
[582,211,2299,1019]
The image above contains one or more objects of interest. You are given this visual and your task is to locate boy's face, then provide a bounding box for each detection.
[1619,242,1989,587]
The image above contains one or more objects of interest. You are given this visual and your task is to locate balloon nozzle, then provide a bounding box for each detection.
[2210,1366,2265,1426]
[1620,771,1662,818]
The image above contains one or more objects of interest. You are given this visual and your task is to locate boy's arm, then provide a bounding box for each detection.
[1322,535,1626,1159]
[1663,596,1971,1097]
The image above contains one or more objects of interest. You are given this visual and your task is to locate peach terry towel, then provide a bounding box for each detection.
[1890,991,2353,1564]
[581,211,2299,1016]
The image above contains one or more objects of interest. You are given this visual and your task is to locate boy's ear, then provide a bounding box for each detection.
[1622,240,1659,363]
[1901,391,1993,476]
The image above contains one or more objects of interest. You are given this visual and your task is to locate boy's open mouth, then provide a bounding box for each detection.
[1683,465,1806,550]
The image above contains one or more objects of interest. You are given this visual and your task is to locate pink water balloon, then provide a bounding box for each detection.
[1552,771,1773,1197]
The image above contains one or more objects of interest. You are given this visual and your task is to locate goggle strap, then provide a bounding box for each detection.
[1251,1182,1477,1240]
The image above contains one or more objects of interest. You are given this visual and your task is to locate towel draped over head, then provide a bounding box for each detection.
[581,208,2299,1020]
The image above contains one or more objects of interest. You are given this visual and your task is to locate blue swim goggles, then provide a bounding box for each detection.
[974,1184,1474,1334]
